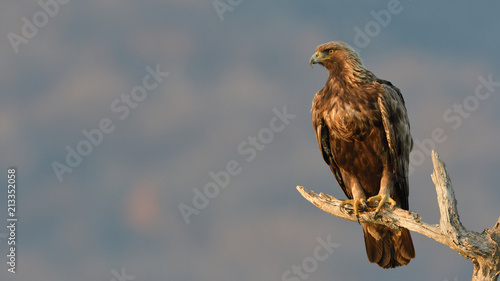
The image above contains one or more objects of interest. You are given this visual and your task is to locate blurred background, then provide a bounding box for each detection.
[0,1,499,280]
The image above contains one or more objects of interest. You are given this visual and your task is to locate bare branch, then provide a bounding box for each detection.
[431,152,465,243]
[297,151,500,281]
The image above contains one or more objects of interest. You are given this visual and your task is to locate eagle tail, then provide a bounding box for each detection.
[362,223,415,269]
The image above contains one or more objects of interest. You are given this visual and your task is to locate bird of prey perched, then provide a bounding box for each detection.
[309,41,415,268]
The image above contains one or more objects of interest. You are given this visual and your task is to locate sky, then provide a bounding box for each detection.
[0,1,500,280]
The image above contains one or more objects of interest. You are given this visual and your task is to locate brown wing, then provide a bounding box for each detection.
[376,79,413,209]
[363,79,415,268]
[311,99,350,198]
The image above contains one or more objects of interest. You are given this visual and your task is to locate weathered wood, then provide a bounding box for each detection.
[297,151,499,281]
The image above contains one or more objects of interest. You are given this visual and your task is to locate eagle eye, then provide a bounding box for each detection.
[328,49,334,54]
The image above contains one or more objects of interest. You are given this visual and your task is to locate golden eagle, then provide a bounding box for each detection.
[309,41,415,268]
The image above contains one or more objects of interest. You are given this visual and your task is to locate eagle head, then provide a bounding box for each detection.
[309,41,364,74]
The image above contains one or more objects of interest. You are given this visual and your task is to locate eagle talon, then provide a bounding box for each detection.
[367,194,397,215]
[340,198,367,220]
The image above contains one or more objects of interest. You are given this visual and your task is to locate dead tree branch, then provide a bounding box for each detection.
[297,151,500,281]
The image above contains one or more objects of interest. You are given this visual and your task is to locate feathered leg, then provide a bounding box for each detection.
[367,165,397,215]
[340,180,367,221]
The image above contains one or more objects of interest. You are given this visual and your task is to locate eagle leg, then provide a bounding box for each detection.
[367,166,398,216]
[340,180,367,222]
[367,194,397,216]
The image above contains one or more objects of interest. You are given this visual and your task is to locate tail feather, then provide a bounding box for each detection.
[362,223,415,269]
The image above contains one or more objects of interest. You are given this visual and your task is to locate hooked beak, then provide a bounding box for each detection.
[309,51,324,68]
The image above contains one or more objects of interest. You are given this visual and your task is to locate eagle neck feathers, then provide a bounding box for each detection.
[327,59,374,88]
